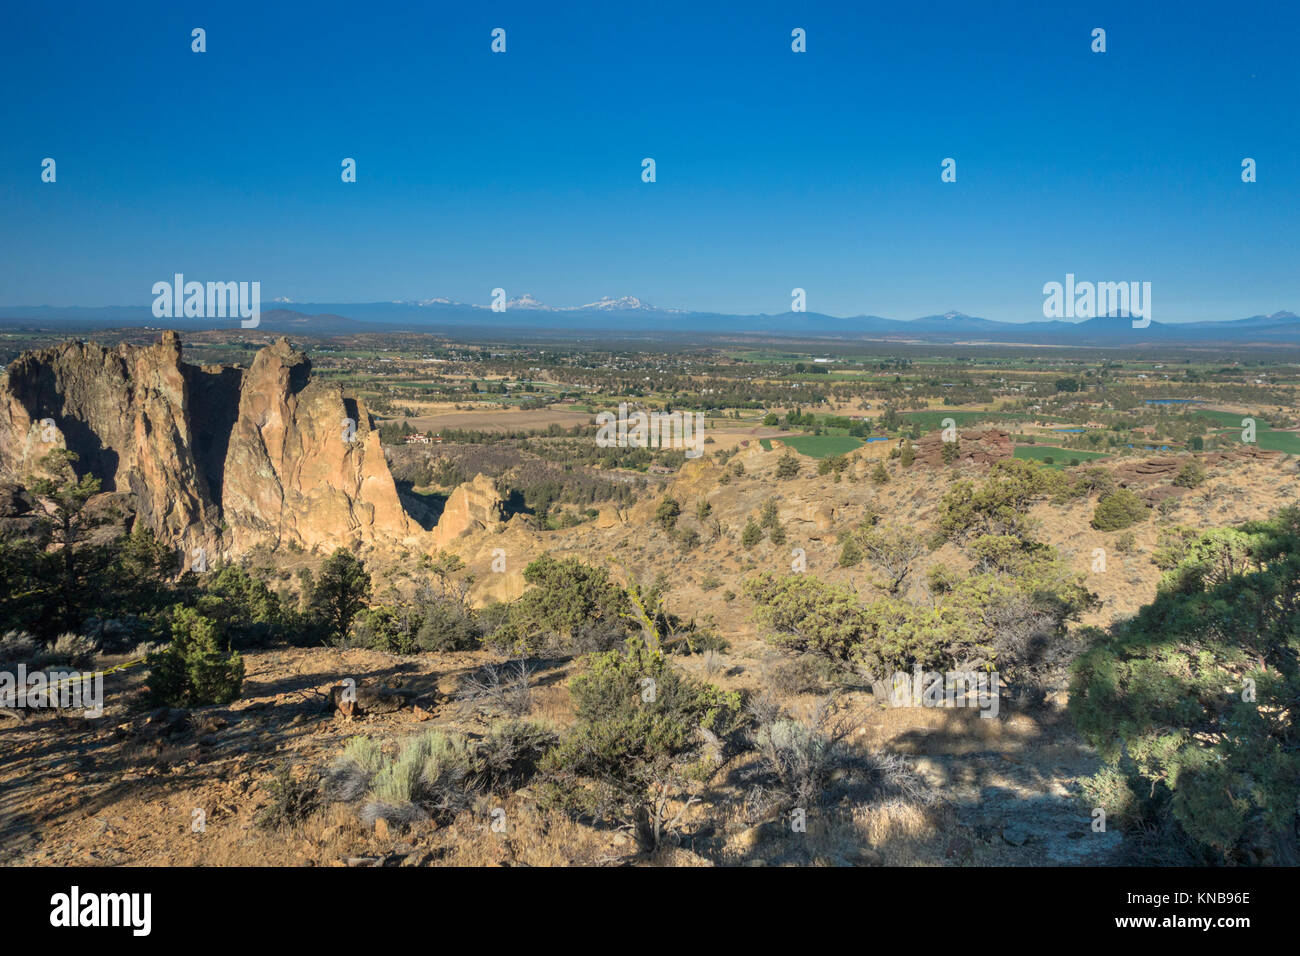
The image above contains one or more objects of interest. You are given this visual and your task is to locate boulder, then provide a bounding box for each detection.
[327,683,416,717]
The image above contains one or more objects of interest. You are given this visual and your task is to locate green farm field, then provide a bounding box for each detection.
[1013,445,1108,468]
[760,435,865,458]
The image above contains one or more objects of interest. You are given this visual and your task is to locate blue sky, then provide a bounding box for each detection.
[1,0,1297,321]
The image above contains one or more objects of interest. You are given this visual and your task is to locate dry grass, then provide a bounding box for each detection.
[851,703,1048,755]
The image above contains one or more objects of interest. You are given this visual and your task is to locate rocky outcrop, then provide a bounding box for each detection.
[594,506,627,529]
[850,439,896,463]
[0,332,223,559]
[0,333,411,564]
[465,518,541,606]
[1112,456,1182,484]
[430,473,505,549]
[1205,446,1282,465]
[218,339,411,553]
[912,429,1014,466]
[802,501,836,535]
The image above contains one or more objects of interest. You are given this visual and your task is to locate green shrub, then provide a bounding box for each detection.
[937,458,1065,542]
[146,607,244,707]
[775,451,800,480]
[741,518,763,550]
[745,572,981,677]
[195,565,287,648]
[349,604,415,653]
[540,638,744,849]
[325,736,392,802]
[1064,466,1117,500]
[309,549,371,644]
[256,764,322,830]
[655,496,681,532]
[475,720,559,793]
[490,555,628,655]
[355,730,473,827]
[748,534,1094,691]
[1172,460,1206,488]
[1078,764,1141,831]
[415,599,480,652]
[1071,509,1300,863]
[1092,488,1149,531]
[331,721,556,830]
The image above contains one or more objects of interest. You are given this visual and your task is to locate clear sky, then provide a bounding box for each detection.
[1,0,1297,321]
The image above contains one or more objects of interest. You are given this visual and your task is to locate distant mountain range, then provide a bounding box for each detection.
[3,297,1299,346]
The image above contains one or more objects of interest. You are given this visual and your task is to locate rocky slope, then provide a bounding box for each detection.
[0,333,413,564]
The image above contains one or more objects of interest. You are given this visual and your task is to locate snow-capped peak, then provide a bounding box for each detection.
[506,293,549,310]
[580,295,647,311]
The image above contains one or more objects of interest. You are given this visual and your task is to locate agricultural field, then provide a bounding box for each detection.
[759,435,865,457]
[1013,445,1109,468]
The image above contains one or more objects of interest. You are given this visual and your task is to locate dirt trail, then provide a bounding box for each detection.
[915,750,1123,864]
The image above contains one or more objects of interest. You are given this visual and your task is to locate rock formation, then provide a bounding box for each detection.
[849,439,896,463]
[912,429,1014,466]
[0,333,412,564]
[1204,446,1282,465]
[802,501,836,535]
[216,338,411,553]
[1112,456,1183,484]
[430,473,505,549]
